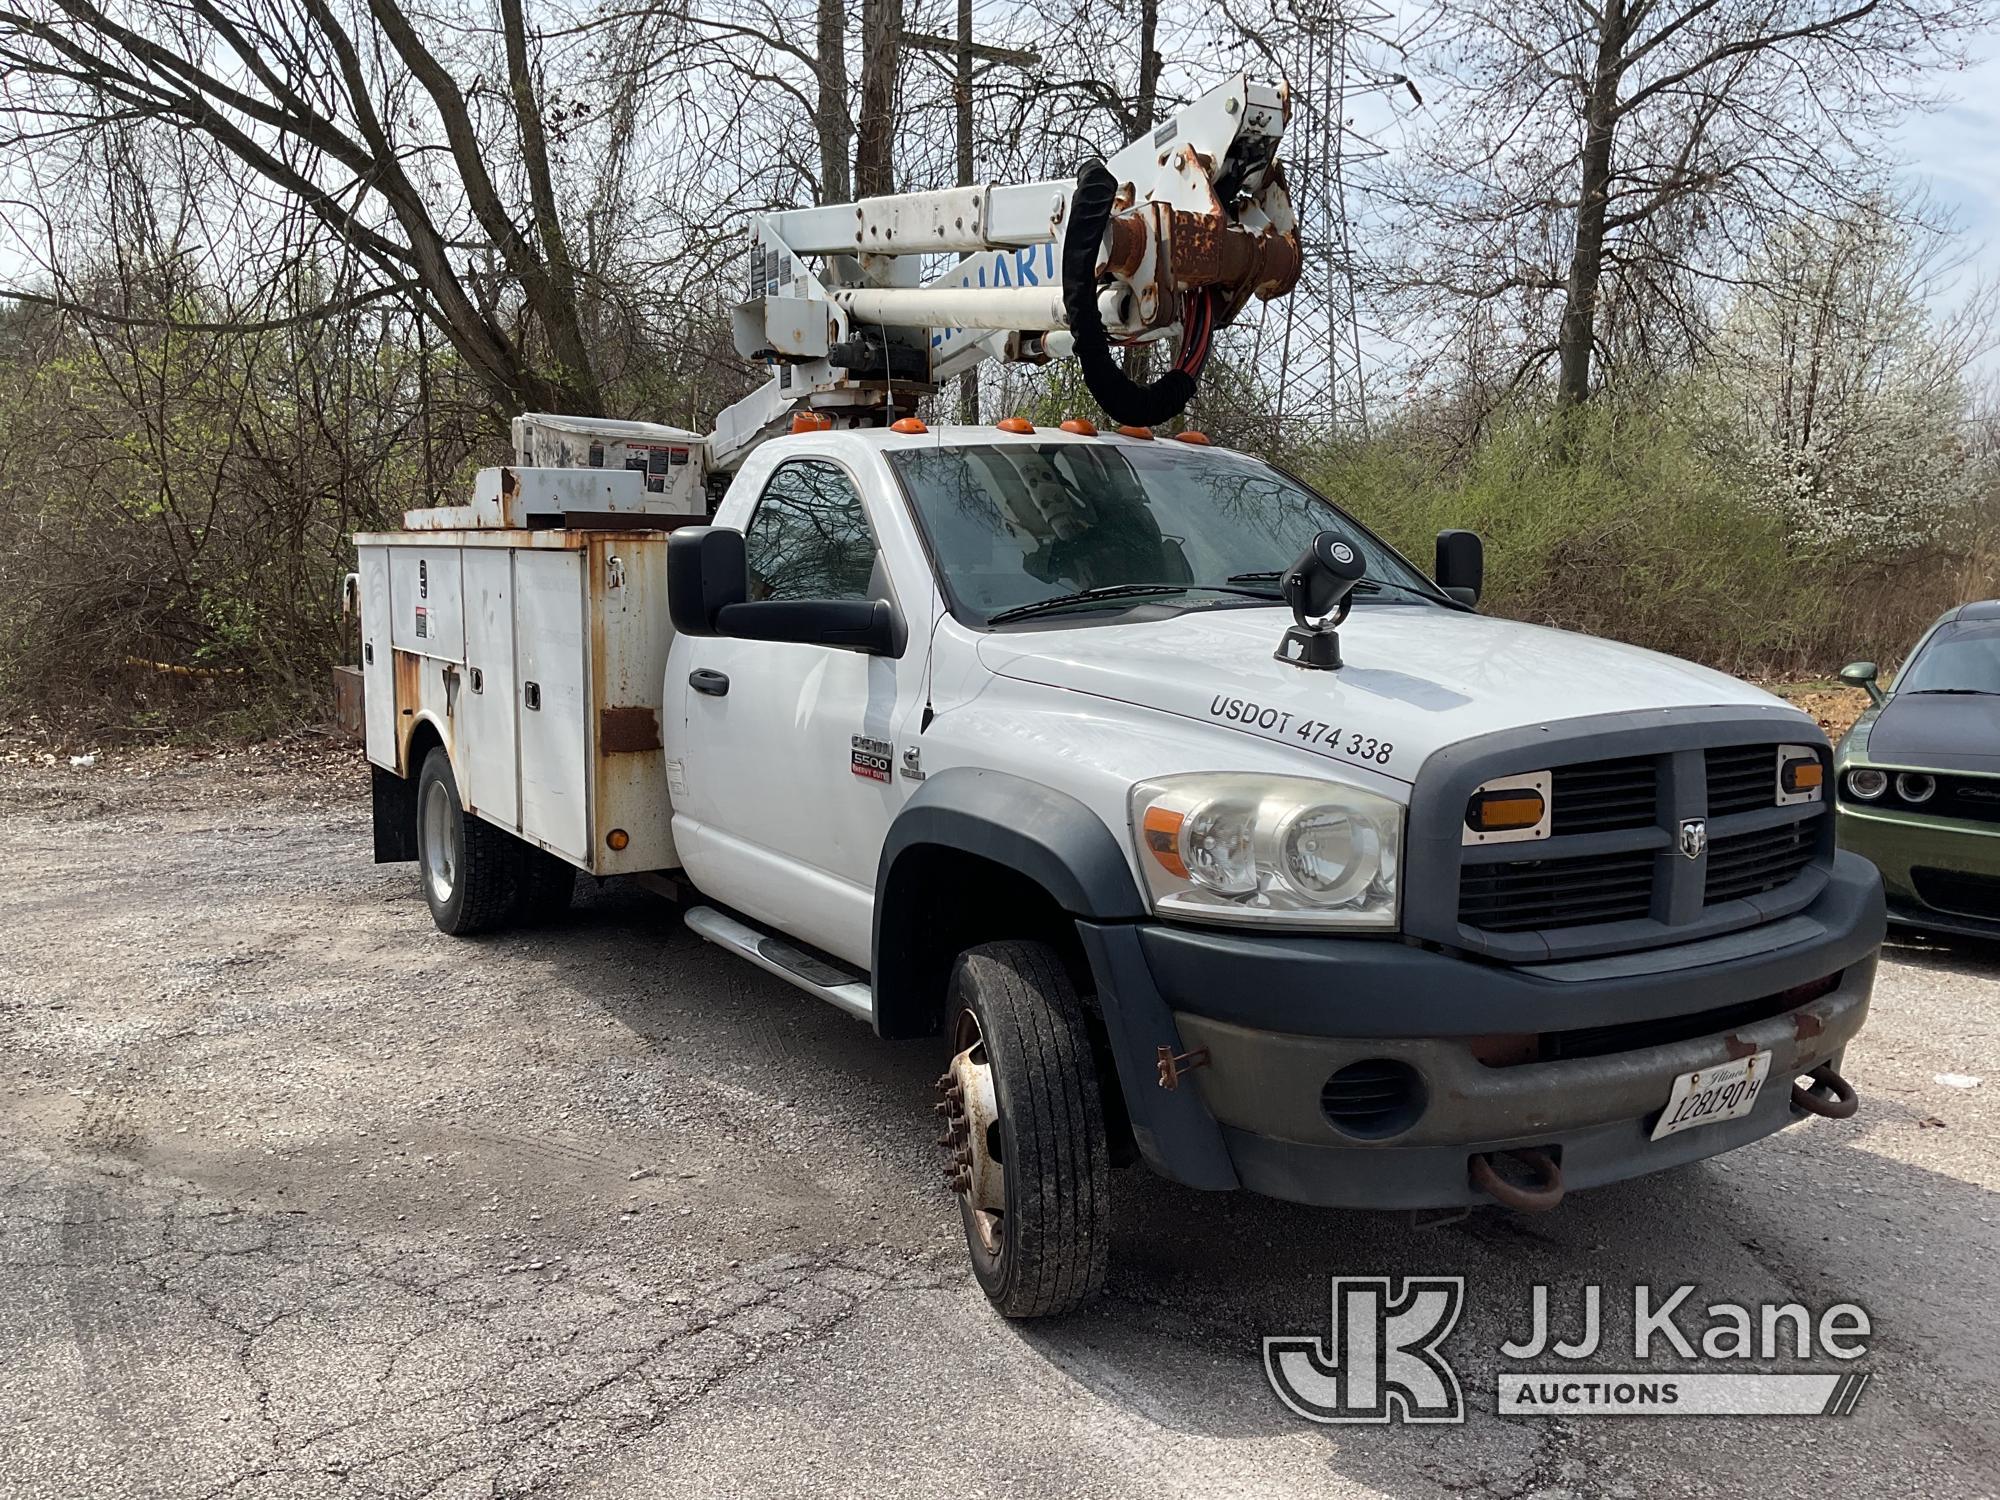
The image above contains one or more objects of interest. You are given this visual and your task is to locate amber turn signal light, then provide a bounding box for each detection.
[1781,757,1824,794]
[1141,806,1188,878]
[1466,789,1546,833]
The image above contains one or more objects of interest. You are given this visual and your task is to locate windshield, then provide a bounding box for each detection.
[887,441,1441,625]
[1897,623,2000,695]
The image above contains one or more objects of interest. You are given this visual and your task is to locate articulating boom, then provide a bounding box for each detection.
[713,73,1301,469]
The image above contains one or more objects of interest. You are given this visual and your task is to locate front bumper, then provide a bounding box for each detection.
[1079,850,1885,1209]
[1837,802,2000,939]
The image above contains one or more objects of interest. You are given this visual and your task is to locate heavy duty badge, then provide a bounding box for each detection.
[851,735,892,783]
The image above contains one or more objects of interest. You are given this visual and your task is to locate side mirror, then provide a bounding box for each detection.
[716,599,903,656]
[1839,660,1884,706]
[667,526,747,636]
[1435,529,1483,607]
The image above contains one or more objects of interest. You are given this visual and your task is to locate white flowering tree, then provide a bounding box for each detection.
[1693,211,1992,547]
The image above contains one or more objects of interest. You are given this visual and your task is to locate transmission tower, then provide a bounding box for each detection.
[1253,0,1395,442]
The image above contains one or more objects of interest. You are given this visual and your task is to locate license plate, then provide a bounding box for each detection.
[1650,1051,1772,1141]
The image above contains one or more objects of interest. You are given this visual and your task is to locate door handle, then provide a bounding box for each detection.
[689,669,730,697]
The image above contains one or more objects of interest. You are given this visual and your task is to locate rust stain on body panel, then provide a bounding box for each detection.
[600,706,663,754]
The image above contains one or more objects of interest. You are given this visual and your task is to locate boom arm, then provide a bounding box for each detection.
[712,73,1301,469]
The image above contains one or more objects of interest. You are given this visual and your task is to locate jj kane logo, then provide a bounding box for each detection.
[1266,1279,1872,1424]
[1264,1278,1466,1424]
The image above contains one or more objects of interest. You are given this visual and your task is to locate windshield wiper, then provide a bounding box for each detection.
[987,582,1277,625]
[1905,688,1998,696]
[1226,571,1444,605]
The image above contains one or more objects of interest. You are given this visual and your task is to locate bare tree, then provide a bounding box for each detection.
[856,0,902,195]
[1380,0,1997,406]
[0,0,607,416]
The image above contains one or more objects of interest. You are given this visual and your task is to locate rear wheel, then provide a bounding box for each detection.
[512,844,577,924]
[415,747,517,935]
[936,940,1110,1318]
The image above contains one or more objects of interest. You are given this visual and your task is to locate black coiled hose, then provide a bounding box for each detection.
[1060,160,1218,427]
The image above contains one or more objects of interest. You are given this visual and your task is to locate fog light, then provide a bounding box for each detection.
[1321,1059,1427,1140]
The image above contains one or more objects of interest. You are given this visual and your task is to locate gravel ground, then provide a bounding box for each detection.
[3,748,1998,1499]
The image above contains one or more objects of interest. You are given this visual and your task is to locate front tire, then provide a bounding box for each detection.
[937,940,1110,1318]
[416,747,517,935]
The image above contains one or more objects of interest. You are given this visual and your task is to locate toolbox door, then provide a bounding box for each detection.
[358,545,399,770]
[513,549,590,862]
[459,547,520,828]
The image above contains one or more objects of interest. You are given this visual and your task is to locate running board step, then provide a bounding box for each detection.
[683,906,874,1023]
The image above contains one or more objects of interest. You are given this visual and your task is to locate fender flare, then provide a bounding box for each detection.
[871,768,1146,1037]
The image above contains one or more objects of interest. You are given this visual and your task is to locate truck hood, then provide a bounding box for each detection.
[976,604,1796,786]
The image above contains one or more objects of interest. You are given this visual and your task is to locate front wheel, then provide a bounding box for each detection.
[936,940,1110,1318]
[415,747,517,935]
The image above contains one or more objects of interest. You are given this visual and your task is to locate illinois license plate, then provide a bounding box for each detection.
[1651,1051,1773,1141]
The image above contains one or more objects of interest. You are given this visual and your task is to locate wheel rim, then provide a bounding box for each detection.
[422,779,457,905]
[937,1008,1005,1256]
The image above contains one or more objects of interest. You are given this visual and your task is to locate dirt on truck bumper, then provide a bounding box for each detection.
[1077,850,1885,1210]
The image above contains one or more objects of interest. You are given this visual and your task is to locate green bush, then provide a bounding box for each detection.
[1290,398,1994,677]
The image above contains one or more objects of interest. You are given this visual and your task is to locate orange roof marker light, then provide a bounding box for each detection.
[889,417,928,434]
[1172,430,1212,445]
[790,411,833,434]
[996,416,1035,434]
[1059,418,1098,437]
[1116,425,1154,440]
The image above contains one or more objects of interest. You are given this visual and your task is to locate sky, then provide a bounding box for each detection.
[1888,36,2000,373]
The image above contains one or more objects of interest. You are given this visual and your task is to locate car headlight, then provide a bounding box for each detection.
[1130,772,1401,929]
[1896,772,1935,804]
[1846,767,1888,801]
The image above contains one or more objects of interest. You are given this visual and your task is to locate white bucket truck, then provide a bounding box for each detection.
[354,75,1882,1317]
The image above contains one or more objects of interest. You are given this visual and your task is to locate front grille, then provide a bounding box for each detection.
[1939,776,2000,826]
[1849,773,2000,826]
[1705,820,1815,903]
[1460,848,1655,932]
[1551,756,1658,834]
[1911,867,2000,920]
[1705,744,1778,816]
[1450,736,1828,948]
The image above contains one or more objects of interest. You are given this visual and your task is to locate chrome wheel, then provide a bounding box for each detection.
[422,778,457,905]
[936,1008,1005,1255]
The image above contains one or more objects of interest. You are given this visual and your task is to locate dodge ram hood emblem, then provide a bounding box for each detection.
[1680,819,1709,859]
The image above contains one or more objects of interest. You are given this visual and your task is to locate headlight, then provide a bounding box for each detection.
[1846,767,1887,800]
[1130,773,1401,929]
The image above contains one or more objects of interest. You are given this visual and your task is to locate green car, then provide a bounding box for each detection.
[1835,600,2000,938]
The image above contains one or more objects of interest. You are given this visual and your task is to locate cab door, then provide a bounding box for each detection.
[671,457,924,969]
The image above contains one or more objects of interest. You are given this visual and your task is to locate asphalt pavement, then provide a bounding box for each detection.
[2,748,1996,1498]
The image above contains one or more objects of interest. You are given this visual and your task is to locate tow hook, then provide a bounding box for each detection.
[1790,1063,1859,1119]
[1469,1147,1565,1213]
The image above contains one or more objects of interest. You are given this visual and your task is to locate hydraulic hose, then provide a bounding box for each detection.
[1060,160,1217,427]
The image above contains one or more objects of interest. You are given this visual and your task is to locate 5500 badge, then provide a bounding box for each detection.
[1208,695,1394,768]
